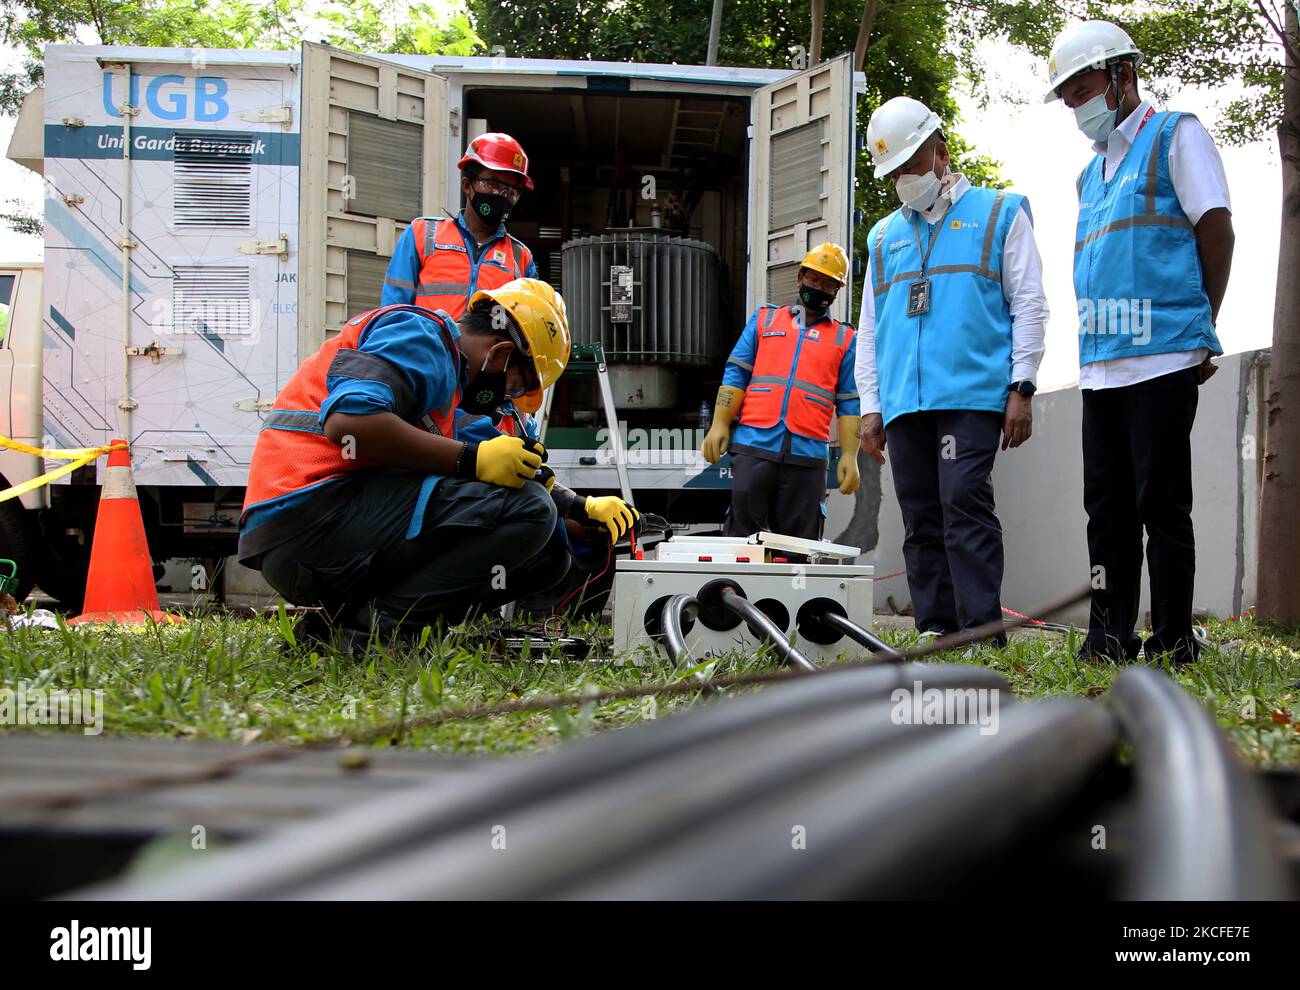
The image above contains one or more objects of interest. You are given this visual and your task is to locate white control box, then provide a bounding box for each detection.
[611,558,875,665]
[653,535,759,564]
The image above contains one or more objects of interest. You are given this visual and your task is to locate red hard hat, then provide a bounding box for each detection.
[458,132,535,191]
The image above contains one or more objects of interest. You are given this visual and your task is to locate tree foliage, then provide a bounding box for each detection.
[318,0,483,56]
[466,0,1008,317]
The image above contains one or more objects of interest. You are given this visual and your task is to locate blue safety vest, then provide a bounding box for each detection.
[1074,111,1221,366]
[870,185,1021,426]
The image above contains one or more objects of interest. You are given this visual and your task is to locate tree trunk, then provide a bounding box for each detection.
[1256,2,1300,623]
[811,0,824,66]
[854,0,880,72]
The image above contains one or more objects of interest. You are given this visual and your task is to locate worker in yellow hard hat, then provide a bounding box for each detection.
[239,278,581,649]
[700,243,860,547]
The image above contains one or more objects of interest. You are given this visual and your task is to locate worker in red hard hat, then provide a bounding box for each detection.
[382,133,540,360]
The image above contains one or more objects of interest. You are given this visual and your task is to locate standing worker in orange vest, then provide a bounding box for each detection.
[699,244,861,543]
[383,131,540,437]
[238,279,571,648]
[382,135,537,322]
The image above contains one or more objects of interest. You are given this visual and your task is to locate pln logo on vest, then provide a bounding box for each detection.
[491,247,507,265]
[949,219,981,230]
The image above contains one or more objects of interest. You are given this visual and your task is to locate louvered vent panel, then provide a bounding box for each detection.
[173,266,252,335]
[173,131,254,228]
[345,251,389,322]
[769,121,823,229]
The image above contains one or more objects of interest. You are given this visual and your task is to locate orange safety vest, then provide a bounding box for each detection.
[242,304,461,516]
[738,305,854,441]
[408,216,534,317]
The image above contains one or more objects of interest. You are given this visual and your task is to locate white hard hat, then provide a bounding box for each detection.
[866,96,943,179]
[1043,19,1143,103]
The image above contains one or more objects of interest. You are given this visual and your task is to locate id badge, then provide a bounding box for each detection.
[907,277,931,317]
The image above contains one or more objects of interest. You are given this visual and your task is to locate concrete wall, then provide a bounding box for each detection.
[825,350,1267,625]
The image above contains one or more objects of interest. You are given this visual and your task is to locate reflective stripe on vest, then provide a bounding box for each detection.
[1073,111,1220,365]
[738,305,853,441]
[242,303,460,516]
[871,186,1018,426]
[407,217,533,318]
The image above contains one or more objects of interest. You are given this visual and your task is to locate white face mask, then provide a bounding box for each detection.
[1074,81,1118,142]
[894,149,943,213]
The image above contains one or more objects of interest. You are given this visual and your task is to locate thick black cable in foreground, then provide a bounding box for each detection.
[78,664,1009,900]
[661,594,699,667]
[1109,667,1289,900]
[819,611,906,662]
[719,587,817,671]
[565,700,1121,899]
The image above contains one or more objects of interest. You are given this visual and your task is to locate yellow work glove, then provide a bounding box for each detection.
[469,435,542,488]
[579,496,641,541]
[700,385,745,463]
[836,415,861,495]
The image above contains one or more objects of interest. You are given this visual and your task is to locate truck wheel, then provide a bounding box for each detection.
[30,510,92,613]
[0,499,37,602]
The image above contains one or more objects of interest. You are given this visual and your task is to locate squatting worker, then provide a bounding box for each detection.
[382,132,540,436]
[237,279,571,646]
[700,243,861,542]
[1045,20,1232,665]
[857,96,1048,644]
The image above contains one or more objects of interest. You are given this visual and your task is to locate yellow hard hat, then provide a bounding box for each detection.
[800,242,848,284]
[470,278,571,412]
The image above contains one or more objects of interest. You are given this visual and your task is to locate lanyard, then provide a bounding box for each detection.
[910,209,947,276]
[1134,103,1156,136]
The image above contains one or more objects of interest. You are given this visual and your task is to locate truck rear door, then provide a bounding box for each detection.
[297,42,449,355]
[748,54,856,323]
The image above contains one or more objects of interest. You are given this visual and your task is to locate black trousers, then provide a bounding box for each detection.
[1081,366,1200,663]
[257,469,562,638]
[724,451,825,543]
[886,410,1005,635]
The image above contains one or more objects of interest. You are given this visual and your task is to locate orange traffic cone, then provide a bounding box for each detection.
[69,439,183,625]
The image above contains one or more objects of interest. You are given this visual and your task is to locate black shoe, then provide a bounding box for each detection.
[1076,635,1142,665]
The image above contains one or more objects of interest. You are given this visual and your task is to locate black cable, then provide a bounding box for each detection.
[1109,667,1289,899]
[820,611,906,662]
[720,587,817,672]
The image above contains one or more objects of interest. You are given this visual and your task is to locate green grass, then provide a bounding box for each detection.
[1,609,1297,766]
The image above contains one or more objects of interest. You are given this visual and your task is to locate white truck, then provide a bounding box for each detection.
[1,43,862,605]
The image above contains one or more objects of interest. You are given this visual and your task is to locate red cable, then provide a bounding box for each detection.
[551,541,615,619]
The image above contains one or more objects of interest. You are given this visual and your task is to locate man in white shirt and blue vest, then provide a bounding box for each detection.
[856,97,1048,643]
[1046,20,1234,666]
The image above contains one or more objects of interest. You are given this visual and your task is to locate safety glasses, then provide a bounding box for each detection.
[473,176,524,203]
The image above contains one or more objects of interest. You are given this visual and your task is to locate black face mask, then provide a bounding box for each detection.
[799,284,835,313]
[470,191,511,229]
[460,349,509,414]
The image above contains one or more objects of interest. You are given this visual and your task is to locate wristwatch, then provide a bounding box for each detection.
[1008,380,1036,397]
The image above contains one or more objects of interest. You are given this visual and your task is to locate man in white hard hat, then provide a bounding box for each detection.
[856,96,1048,644]
[1045,20,1234,666]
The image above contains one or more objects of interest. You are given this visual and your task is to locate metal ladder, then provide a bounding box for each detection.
[538,342,633,505]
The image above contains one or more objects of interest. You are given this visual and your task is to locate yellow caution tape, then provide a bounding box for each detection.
[0,435,128,504]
